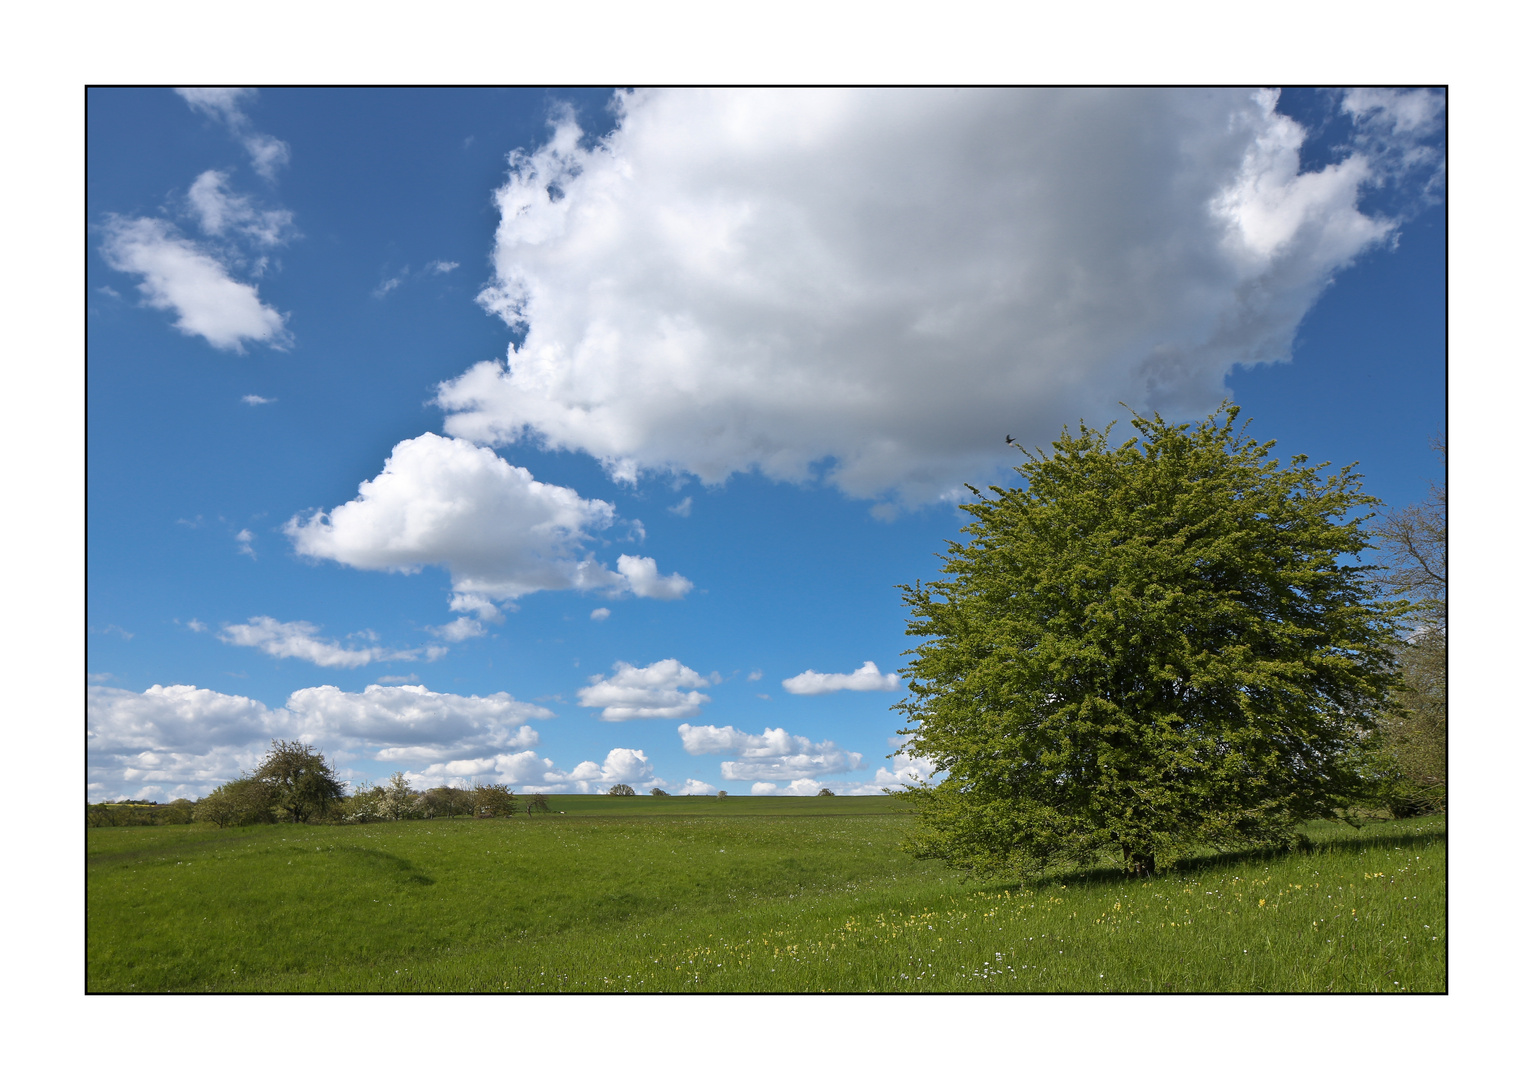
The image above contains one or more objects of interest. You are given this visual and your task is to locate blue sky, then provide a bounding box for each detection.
[87,87,1444,802]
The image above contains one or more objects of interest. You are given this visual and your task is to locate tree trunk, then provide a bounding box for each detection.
[1123,846,1156,877]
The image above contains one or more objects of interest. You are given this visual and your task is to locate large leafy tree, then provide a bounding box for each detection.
[253,740,347,824]
[897,406,1405,877]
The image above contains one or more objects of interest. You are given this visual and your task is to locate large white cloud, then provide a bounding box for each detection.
[781,660,900,696]
[677,723,862,782]
[98,215,290,352]
[285,683,550,762]
[437,88,1439,506]
[401,747,659,794]
[578,658,714,720]
[88,681,559,801]
[284,433,692,616]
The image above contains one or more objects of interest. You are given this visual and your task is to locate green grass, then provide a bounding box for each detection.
[87,797,1444,992]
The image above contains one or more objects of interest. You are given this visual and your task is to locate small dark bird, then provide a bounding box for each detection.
[1005,434,1015,444]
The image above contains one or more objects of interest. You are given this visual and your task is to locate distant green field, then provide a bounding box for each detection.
[87,797,1445,992]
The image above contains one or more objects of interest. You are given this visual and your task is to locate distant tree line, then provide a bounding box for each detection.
[87,741,557,827]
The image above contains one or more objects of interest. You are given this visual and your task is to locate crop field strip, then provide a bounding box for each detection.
[87,799,1444,993]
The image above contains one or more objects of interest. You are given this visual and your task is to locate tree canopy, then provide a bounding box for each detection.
[253,740,346,824]
[896,406,1406,877]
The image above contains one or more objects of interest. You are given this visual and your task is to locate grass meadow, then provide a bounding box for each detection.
[87,796,1445,992]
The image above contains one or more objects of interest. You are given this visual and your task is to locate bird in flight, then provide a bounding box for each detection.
[1005,435,1015,444]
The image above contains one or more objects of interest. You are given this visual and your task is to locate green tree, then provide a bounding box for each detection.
[897,406,1406,877]
[1369,435,1446,815]
[420,785,476,818]
[252,740,346,824]
[650,787,671,796]
[817,788,836,796]
[471,781,518,817]
[194,776,277,828]
[607,783,636,796]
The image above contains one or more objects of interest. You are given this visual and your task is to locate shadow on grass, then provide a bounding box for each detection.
[983,822,1448,891]
[333,846,435,886]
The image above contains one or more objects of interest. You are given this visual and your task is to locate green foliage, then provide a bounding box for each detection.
[471,782,518,818]
[524,792,550,814]
[419,786,476,819]
[650,788,671,796]
[253,741,346,824]
[817,788,836,796]
[607,784,636,796]
[898,406,1407,877]
[193,777,277,828]
[87,799,199,827]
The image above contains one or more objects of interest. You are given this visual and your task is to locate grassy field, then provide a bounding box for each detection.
[87,796,1445,992]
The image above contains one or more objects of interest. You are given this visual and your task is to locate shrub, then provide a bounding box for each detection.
[194,777,276,828]
[472,782,518,818]
[650,787,670,796]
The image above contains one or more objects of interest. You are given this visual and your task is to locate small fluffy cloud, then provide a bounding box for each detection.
[235,528,256,558]
[678,723,862,782]
[99,216,290,352]
[439,88,1437,505]
[242,394,275,405]
[579,659,712,720]
[431,617,486,642]
[668,496,692,517]
[590,607,611,621]
[427,260,460,274]
[218,616,443,668]
[176,87,291,181]
[284,433,692,616]
[374,270,406,299]
[679,778,721,795]
[615,554,692,600]
[187,170,295,247]
[782,660,899,696]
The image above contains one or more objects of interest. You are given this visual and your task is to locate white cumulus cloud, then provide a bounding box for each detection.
[677,723,863,782]
[88,681,556,800]
[403,746,658,794]
[431,617,486,642]
[579,659,712,720]
[217,616,443,668]
[438,88,1436,506]
[782,660,899,695]
[286,683,549,763]
[99,216,291,352]
[285,433,691,617]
